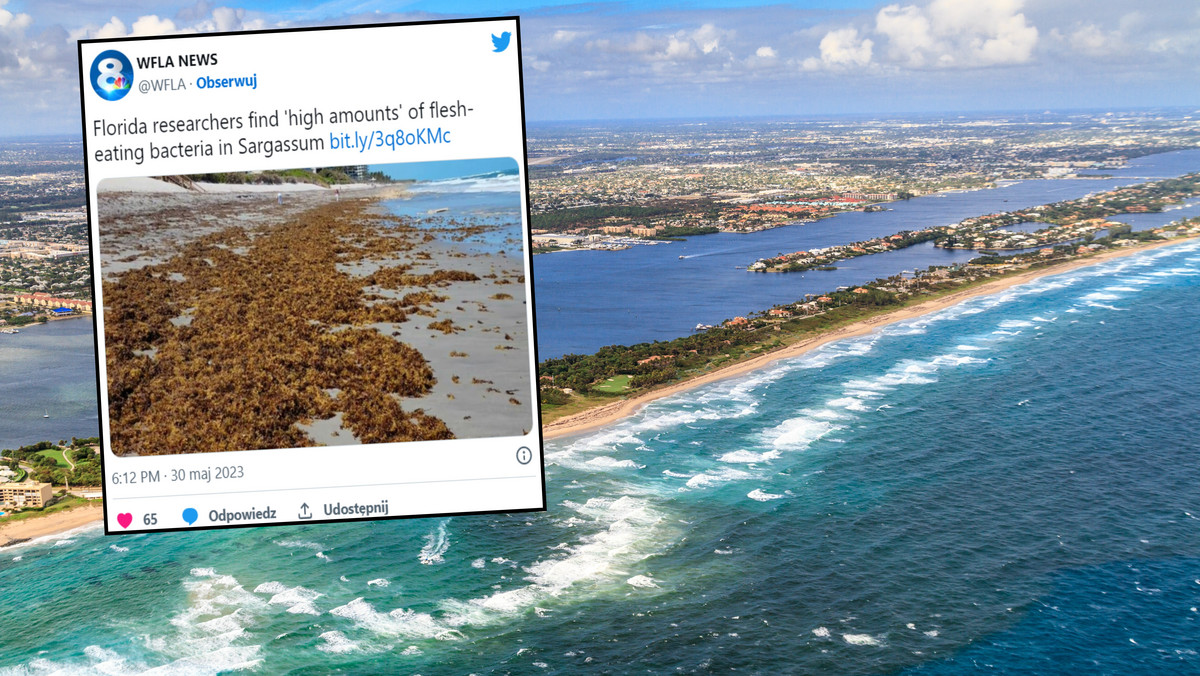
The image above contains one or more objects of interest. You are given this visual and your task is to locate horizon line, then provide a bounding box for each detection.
[5,104,1199,141]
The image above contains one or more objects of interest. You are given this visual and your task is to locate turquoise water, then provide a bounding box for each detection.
[2,240,1200,673]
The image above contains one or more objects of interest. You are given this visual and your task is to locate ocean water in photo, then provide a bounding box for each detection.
[2,240,1199,674]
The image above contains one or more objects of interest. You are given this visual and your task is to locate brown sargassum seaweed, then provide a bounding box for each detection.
[103,200,481,455]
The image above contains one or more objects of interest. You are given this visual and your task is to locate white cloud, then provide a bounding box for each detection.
[1064,24,1117,56]
[93,17,128,39]
[691,23,723,55]
[874,0,1038,68]
[586,23,734,65]
[130,15,178,36]
[755,46,777,59]
[803,27,873,70]
[0,0,32,32]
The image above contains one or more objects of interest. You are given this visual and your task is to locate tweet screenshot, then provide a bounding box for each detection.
[77,18,544,535]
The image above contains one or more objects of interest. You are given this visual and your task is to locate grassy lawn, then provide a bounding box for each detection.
[37,449,69,468]
[594,374,633,393]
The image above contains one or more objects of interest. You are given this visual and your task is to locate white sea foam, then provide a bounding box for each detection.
[839,352,976,398]
[265,586,323,615]
[441,495,665,628]
[274,539,328,560]
[329,598,463,640]
[843,633,882,646]
[419,521,451,565]
[812,627,831,638]
[128,567,270,672]
[661,469,691,478]
[253,581,288,595]
[718,449,781,464]
[826,396,872,412]
[109,544,129,553]
[471,558,486,569]
[400,645,423,656]
[763,416,839,451]
[747,489,784,502]
[410,172,521,194]
[586,456,645,470]
[367,578,389,587]
[999,319,1034,328]
[626,575,659,588]
[316,631,359,654]
[685,468,752,489]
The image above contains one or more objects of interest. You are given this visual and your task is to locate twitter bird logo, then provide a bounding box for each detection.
[491,31,511,53]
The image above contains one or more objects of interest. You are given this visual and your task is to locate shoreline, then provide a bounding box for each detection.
[542,236,1196,441]
[5,237,1194,543]
[0,503,104,549]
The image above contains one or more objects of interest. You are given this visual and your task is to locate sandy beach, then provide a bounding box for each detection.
[543,236,1198,440]
[0,503,103,548]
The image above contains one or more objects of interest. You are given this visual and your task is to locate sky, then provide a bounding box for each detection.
[1,0,1198,136]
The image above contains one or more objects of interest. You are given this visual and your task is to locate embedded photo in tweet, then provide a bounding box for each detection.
[78,18,545,535]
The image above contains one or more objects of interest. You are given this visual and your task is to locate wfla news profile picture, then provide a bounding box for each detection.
[90,50,134,101]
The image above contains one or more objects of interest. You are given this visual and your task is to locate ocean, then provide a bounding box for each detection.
[2,239,1198,673]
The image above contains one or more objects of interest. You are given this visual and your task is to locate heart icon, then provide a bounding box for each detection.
[117,513,133,529]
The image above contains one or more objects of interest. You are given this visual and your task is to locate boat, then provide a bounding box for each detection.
[679,255,685,259]
[43,410,49,418]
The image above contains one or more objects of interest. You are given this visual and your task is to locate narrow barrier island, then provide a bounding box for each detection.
[540,218,1200,432]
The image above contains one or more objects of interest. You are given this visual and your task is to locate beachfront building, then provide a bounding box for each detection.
[0,482,53,508]
[0,239,86,260]
[13,293,92,313]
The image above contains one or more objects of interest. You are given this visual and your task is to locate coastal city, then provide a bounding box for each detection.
[0,139,93,334]
[528,110,1200,252]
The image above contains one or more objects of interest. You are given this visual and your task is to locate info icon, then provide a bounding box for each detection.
[90,49,134,101]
